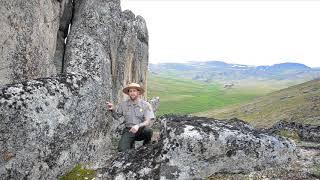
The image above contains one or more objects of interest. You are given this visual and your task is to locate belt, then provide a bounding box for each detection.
[125,126,144,130]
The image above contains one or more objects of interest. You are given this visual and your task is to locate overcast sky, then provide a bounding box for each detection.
[121,0,320,67]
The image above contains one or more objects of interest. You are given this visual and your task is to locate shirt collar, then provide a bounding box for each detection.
[126,98,142,107]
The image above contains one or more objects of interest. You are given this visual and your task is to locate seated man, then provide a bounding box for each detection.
[107,83,155,152]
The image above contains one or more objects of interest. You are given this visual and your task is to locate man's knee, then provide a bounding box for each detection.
[118,144,129,152]
[118,130,134,152]
[142,128,153,145]
[144,127,153,139]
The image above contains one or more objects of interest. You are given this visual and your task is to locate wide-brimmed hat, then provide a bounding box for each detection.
[122,83,145,95]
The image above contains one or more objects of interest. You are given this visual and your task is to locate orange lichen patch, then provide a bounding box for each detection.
[2,151,14,161]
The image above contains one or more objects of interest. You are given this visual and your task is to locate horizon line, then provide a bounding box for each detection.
[149,61,320,68]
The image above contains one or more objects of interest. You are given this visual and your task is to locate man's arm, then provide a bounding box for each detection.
[138,117,151,128]
[140,102,154,127]
[129,117,151,134]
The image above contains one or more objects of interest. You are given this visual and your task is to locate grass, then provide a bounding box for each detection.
[275,130,300,141]
[147,74,274,116]
[59,164,96,180]
[195,79,320,128]
[147,73,320,128]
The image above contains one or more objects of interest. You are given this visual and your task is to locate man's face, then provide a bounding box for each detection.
[128,88,140,100]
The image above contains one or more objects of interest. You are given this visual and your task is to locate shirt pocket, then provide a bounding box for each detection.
[135,108,144,118]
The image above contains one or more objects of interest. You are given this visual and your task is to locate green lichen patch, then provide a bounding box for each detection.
[60,164,96,180]
[310,164,320,178]
[207,173,249,180]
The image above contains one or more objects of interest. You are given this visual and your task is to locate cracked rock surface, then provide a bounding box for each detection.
[100,115,297,179]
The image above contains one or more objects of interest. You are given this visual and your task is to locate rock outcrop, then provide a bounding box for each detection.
[0,0,148,94]
[0,0,149,179]
[0,0,68,85]
[269,121,320,143]
[64,0,149,103]
[0,74,114,179]
[101,116,297,179]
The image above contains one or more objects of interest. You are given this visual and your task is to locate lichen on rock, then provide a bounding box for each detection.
[100,115,297,179]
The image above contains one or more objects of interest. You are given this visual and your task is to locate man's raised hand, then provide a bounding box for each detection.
[106,102,114,111]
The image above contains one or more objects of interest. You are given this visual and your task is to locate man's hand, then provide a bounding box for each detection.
[106,102,114,111]
[129,125,139,134]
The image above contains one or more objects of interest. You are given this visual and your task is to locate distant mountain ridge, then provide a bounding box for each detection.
[149,61,320,83]
[256,62,311,71]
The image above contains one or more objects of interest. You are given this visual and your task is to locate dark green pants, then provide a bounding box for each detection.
[118,127,153,152]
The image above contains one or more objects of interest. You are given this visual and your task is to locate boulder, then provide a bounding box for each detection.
[102,116,297,179]
[0,74,116,179]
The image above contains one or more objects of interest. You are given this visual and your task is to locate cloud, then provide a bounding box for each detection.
[122,0,320,67]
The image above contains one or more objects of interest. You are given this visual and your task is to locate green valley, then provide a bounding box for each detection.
[148,61,320,128]
[147,73,285,116]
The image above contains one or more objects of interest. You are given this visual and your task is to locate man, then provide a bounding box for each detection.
[107,82,155,152]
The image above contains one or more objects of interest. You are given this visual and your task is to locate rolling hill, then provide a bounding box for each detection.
[194,78,320,128]
[147,73,287,116]
[150,61,320,84]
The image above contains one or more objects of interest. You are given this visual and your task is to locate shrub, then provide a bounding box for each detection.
[276,130,300,141]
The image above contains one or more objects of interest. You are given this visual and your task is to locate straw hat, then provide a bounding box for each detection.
[122,83,145,95]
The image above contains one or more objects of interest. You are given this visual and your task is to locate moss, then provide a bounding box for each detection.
[59,164,96,180]
[311,164,320,178]
[276,130,300,141]
[110,137,119,152]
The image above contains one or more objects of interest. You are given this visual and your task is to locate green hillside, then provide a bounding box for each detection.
[194,79,320,128]
[147,73,284,115]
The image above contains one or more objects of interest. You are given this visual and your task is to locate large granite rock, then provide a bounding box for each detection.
[64,0,149,103]
[0,0,69,85]
[0,0,149,179]
[102,116,297,179]
[0,74,114,179]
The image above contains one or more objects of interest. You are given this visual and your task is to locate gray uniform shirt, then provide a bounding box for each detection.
[115,99,155,128]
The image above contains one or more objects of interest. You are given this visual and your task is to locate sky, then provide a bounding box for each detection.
[121,0,320,67]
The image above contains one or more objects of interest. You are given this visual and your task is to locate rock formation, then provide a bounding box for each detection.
[0,0,65,85]
[0,0,303,179]
[101,116,297,179]
[0,74,114,179]
[0,0,148,94]
[269,121,320,143]
[0,0,149,179]
[64,0,149,103]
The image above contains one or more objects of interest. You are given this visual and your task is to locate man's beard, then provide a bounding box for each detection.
[129,95,138,101]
